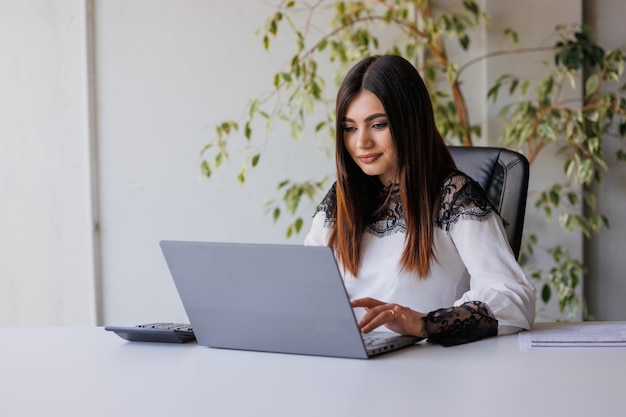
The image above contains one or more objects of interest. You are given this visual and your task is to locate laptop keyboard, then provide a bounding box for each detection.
[362,332,407,347]
[361,331,423,356]
[363,333,387,347]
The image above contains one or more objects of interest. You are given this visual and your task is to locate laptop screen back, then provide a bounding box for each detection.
[160,241,371,358]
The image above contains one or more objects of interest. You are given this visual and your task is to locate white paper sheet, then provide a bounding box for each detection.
[519,323,626,351]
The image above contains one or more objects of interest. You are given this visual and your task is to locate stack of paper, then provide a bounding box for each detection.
[519,323,626,351]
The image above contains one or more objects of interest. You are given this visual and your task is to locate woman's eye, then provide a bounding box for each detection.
[372,122,388,129]
[343,125,356,133]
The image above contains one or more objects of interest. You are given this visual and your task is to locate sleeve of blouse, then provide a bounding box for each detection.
[449,212,535,335]
[303,211,330,247]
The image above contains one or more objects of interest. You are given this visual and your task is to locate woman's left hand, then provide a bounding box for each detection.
[351,297,427,338]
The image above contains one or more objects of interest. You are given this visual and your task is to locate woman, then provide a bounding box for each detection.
[304,55,535,346]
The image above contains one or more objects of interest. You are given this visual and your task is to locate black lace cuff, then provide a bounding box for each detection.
[422,301,498,347]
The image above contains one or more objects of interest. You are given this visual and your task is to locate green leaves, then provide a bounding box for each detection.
[266,179,327,238]
[491,25,626,265]
[554,24,605,71]
[432,97,480,145]
[433,14,623,243]
[585,73,599,98]
[545,245,586,316]
[462,0,479,19]
[487,74,526,102]
[504,28,519,45]
[530,244,585,317]
[200,121,238,179]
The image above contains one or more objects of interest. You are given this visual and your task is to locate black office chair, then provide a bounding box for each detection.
[448,146,529,259]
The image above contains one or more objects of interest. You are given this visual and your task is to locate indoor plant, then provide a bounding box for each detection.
[200,0,626,319]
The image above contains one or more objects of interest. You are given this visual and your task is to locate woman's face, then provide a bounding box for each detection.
[342,90,397,184]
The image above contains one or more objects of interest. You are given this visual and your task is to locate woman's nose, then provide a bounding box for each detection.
[355,129,373,149]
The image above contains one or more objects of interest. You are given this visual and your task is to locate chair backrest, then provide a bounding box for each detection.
[448,146,529,259]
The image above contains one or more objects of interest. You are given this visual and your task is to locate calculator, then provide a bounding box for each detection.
[105,323,196,343]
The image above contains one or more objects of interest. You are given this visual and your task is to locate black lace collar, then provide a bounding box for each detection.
[314,172,496,237]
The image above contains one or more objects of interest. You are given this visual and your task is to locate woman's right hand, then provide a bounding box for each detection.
[351,297,426,337]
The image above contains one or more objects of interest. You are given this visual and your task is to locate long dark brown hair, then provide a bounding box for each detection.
[329,55,456,277]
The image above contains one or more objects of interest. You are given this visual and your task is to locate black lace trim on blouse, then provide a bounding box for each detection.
[436,173,496,231]
[369,183,406,236]
[423,301,498,347]
[313,173,496,237]
[315,183,337,228]
[313,182,407,237]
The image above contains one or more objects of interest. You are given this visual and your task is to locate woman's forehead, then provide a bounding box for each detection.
[344,90,386,120]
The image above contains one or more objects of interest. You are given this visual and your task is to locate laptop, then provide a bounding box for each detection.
[159,241,423,359]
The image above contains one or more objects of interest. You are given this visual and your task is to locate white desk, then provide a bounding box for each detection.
[1,323,624,417]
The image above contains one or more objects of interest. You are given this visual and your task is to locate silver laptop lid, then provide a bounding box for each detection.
[160,241,372,359]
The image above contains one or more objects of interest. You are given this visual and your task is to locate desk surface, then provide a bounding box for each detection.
[1,323,624,417]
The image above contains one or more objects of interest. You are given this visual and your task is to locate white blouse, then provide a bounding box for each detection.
[303,175,535,336]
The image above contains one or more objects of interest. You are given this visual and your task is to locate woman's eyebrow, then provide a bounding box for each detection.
[341,113,387,123]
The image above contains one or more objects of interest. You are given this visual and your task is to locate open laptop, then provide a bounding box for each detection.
[159,241,423,359]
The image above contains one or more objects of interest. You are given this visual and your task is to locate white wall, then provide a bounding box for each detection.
[1,0,623,326]
[93,0,335,324]
[0,0,96,325]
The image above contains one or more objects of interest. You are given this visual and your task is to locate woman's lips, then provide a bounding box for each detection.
[357,153,381,163]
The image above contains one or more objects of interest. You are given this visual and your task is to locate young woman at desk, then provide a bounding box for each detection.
[304,55,535,346]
